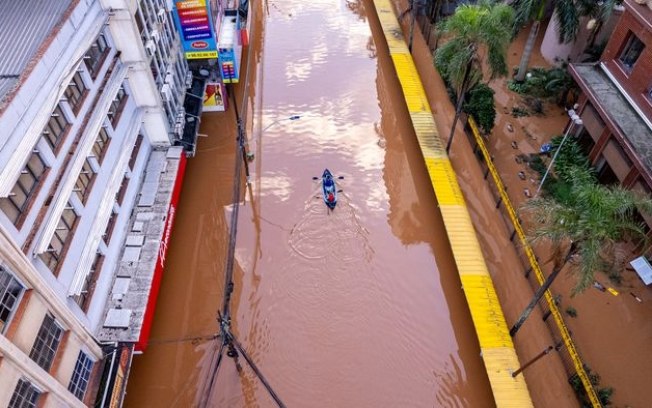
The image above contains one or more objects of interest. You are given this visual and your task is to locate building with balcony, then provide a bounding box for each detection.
[0,0,193,405]
[569,0,652,229]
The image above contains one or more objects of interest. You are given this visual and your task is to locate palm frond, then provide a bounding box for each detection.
[554,0,580,43]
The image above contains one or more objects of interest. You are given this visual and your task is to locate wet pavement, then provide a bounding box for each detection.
[124,1,496,407]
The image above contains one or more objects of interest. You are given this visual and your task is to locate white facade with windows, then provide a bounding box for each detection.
[0,0,190,405]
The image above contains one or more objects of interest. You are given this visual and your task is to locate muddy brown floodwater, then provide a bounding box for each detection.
[124,1,496,407]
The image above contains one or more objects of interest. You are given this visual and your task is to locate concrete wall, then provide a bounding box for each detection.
[541,6,625,66]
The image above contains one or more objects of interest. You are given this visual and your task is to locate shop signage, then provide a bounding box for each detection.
[173,0,218,59]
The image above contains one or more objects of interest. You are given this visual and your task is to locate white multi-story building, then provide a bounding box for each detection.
[0,0,194,406]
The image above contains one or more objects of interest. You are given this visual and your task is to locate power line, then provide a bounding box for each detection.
[199,7,286,404]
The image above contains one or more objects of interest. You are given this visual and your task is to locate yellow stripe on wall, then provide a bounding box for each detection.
[371,0,534,406]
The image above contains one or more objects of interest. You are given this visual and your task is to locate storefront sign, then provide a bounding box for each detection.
[173,0,218,59]
[136,153,188,352]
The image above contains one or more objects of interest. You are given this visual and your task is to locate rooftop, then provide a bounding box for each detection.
[571,63,652,176]
[0,0,72,106]
[98,147,185,349]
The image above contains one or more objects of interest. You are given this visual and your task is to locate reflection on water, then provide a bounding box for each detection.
[289,187,373,263]
[125,0,495,407]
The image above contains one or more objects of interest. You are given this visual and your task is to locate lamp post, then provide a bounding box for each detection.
[535,109,583,197]
[262,115,302,133]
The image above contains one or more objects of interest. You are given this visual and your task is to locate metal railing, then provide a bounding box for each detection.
[465,117,601,407]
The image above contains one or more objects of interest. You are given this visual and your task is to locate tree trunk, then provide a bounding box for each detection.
[515,20,540,82]
[587,20,603,48]
[510,243,576,337]
[446,59,473,153]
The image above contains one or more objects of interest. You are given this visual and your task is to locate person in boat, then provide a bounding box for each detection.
[324,174,334,187]
[327,192,335,203]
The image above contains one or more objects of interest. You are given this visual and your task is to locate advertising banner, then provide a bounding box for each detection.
[173,0,218,59]
[203,82,226,111]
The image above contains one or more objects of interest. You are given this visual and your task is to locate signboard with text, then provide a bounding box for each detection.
[218,13,241,83]
[173,0,218,59]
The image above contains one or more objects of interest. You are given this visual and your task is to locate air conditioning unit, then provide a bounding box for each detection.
[150,29,160,43]
[164,73,174,85]
[185,71,193,88]
[145,39,156,56]
[174,122,184,137]
[176,108,185,121]
[160,84,171,101]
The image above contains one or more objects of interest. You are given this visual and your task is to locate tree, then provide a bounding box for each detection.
[511,174,652,336]
[512,0,580,82]
[577,0,623,48]
[434,0,513,152]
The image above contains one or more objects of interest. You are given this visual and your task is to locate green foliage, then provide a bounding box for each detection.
[462,83,496,133]
[508,67,578,106]
[569,367,614,407]
[522,178,652,293]
[565,306,577,317]
[512,0,580,43]
[511,106,530,117]
[522,133,652,293]
[434,0,514,94]
[549,136,594,185]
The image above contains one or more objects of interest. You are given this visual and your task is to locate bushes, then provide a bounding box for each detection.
[463,83,496,134]
[508,66,579,107]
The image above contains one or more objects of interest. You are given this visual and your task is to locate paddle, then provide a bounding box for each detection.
[312,176,344,180]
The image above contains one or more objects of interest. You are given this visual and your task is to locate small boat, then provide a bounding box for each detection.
[322,169,337,209]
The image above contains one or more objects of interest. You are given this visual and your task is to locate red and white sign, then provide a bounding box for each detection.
[136,153,188,352]
[191,40,209,49]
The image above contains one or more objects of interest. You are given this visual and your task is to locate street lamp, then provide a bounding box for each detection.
[535,109,583,197]
[261,115,302,133]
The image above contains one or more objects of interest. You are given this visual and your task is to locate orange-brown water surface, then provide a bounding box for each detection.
[124,1,495,406]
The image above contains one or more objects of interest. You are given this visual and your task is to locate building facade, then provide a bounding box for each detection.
[570,0,652,229]
[0,0,191,406]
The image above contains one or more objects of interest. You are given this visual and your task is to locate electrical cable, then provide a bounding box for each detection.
[199,3,286,407]
[231,333,287,408]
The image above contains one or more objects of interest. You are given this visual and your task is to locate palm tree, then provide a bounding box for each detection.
[577,0,623,48]
[434,0,513,152]
[512,0,580,82]
[510,174,652,336]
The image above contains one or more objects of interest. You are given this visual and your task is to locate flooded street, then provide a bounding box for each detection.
[125,0,495,406]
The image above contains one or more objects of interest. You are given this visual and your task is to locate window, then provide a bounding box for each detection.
[84,32,110,79]
[128,134,144,170]
[102,208,118,245]
[42,104,70,152]
[9,379,41,408]
[39,204,78,273]
[64,71,88,113]
[619,33,645,72]
[91,127,111,163]
[0,149,48,225]
[72,253,104,311]
[68,351,94,400]
[0,267,24,334]
[107,87,128,128]
[29,314,63,371]
[74,159,97,204]
[116,173,130,205]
